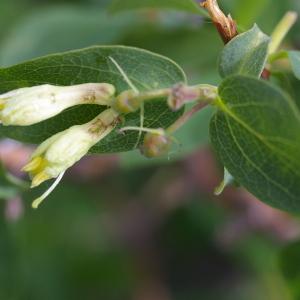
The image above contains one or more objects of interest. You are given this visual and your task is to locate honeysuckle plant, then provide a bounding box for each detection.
[0,0,300,211]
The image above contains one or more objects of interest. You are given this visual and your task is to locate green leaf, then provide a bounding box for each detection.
[219,25,270,78]
[210,75,300,212]
[109,0,206,15]
[288,51,300,80]
[0,46,186,153]
[272,72,300,110]
[120,23,222,84]
[120,106,212,169]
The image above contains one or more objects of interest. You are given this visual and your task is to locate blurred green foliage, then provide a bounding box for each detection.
[0,0,300,299]
[280,240,300,300]
[0,169,292,300]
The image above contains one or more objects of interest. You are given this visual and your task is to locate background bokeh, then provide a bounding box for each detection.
[0,0,300,299]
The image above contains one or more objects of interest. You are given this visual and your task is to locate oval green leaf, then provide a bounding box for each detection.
[210,75,300,212]
[0,46,186,153]
[219,25,270,78]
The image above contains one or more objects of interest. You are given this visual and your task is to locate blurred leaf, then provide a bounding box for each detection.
[279,240,300,299]
[121,24,222,84]
[0,7,139,66]
[0,1,29,41]
[288,51,300,80]
[110,0,206,15]
[219,25,270,78]
[0,46,185,153]
[1,5,220,84]
[0,162,24,199]
[232,0,271,29]
[280,241,300,282]
[224,0,289,33]
[210,75,300,212]
[0,186,18,199]
[272,71,300,109]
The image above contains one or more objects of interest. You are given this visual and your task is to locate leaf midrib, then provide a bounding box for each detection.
[235,31,268,76]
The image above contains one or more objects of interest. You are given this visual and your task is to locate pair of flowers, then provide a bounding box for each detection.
[0,83,119,207]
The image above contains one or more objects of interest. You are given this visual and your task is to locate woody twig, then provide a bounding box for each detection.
[201,0,238,44]
[201,0,270,79]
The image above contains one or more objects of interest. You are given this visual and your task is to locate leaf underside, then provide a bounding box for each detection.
[219,24,270,78]
[0,46,186,153]
[210,75,300,212]
[289,51,300,80]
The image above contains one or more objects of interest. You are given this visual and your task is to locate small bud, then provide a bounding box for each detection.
[0,83,115,126]
[167,83,200,111]
[140,130,172,158]
[113,90,140,114]
[22,108,119,188]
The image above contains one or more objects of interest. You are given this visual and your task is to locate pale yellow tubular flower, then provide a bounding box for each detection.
[0,101,4,111]
[22,108,119,208]
[0,83,115,126]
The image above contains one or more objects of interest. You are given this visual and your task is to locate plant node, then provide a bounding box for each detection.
[201,0,238,44]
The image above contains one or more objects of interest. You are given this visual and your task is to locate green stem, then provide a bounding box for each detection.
[193,84,218,102]
[6,172,30,190]
[166,101,209,134]
[120,126,164,135]
[135,88,170,102]
[114,84,218,114]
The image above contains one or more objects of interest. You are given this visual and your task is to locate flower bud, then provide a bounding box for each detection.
[22,108,119,188]
[167,83,200,111]
[113,90,140,114]
[0,83,115,126]
[140,130,172,158]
